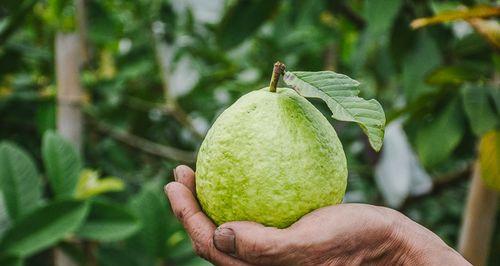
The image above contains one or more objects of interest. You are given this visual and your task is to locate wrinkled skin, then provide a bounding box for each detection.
[165,165,470,266]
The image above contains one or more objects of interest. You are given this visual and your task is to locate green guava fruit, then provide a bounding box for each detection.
[196,87,347,228]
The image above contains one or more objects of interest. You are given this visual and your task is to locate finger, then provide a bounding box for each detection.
[214,221,293,265]
[165,182,248,266]
[173,165,196,194]
[165,182,202,226]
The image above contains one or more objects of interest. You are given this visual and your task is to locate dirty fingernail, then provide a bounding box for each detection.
[213,227,236,254]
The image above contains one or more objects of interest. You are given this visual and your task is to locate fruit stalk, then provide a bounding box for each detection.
[269,61,286,92]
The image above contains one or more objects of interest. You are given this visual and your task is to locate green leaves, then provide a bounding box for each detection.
[411,5,500,29]
[0,194,10,238]
[129,186,170,257]
[75,169,125,199]
[217,0,282,49]
[427,65,486,86]
[415,99,465,167]
[479,130,500,190]
[363,0,402,38]
[0,136,84,259]
[0,142,42,220]
[402,33,442,101]
[461,84,499,136]
[42,131,82,198]
[0,255,21,266]
[0,200,89,257]
[77,200,140,242]
[35,101,56,135]
[283,71,386,151]
[0,132,137,260]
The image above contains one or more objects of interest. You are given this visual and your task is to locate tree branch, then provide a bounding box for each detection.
[328,1,366,30]
[89,118,196,163]
[125,96,205,140]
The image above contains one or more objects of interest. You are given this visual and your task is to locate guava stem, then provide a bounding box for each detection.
[269,61,286,92]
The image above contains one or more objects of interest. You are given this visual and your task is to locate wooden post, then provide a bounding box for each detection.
[458,162,498,266]
[54,33,83,266]
[55,33,83,152]
[54,0,89,264]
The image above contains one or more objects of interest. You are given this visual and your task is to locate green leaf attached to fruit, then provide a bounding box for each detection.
[283,70,386,151]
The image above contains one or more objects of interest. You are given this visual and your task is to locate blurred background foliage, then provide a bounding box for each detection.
[0,0,499,265]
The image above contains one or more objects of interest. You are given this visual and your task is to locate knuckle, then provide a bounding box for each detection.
[175,206,192,221]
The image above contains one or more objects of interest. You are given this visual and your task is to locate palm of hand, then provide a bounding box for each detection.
[165,165,468,266]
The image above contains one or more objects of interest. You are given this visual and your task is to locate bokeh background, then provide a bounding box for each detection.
[0,0,499,265]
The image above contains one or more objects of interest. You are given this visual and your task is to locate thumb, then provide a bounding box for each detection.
[213,221,292,265]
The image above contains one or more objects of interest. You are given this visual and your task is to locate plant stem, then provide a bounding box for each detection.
[269,61,286,92]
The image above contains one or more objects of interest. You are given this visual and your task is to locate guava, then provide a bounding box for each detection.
[196,87,347,228]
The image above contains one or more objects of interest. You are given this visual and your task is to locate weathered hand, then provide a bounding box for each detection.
[165,165,470,266]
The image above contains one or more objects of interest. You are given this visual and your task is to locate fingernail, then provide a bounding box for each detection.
[173,167,179,181]
[164,183,171,194]
[213,227,235,254]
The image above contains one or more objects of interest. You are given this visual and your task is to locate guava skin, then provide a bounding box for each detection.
[196,87,347,228]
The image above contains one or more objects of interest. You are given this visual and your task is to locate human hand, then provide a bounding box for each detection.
[165,165,470,266]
